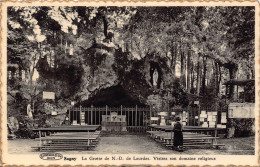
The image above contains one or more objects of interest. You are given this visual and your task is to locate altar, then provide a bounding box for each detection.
[101,112,127,132]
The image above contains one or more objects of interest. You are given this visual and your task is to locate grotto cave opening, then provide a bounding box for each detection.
[79,85,147,107]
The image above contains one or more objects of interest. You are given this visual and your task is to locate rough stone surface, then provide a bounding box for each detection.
[7,117,19,133]
[77,46,182,113]
[45,114,67,127]
[77,45,119,101]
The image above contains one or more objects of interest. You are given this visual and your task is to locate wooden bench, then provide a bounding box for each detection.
[147,129,224,149]
[32,126,101,151]
[32,145,96,151]
[33,137,100,151]
[166,144,213,148]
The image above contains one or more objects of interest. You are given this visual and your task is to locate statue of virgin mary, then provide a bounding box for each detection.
[153,69,158,87]
[27,104,33,119]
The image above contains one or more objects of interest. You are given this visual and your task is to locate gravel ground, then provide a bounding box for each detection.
[8,134,255,155]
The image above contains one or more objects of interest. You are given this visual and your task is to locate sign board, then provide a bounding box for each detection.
[43,91,55,100]
[51,111,57,116]
[228,103,255,118]
[194,101,199,104]
[158,112,167,116]
[151,117,159,121]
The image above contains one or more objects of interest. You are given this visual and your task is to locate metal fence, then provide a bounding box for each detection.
[69,105,151,127]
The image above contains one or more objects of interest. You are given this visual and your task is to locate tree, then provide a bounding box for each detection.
[8,7,47,115]
[8,6,255,109]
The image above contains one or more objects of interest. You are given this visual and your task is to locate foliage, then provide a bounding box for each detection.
[233,118,255,137]
[13,115,37,138]
[7,6,255,116]
[169,78,189,108]
[244,81,255,102]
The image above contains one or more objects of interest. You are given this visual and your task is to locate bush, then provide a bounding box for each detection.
[14,116,37,139]
[234,118,255,137]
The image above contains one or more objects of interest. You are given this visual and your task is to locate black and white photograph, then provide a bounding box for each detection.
[1,2,259,166]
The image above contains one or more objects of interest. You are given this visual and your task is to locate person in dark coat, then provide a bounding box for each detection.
[173,117,183,152]
[227,119,236,138]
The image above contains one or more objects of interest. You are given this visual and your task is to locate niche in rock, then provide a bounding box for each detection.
[149,61,162,89]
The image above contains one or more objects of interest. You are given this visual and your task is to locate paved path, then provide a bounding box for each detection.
[94,135,172,154]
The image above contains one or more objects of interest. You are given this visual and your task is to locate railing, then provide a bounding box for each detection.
[69,105,151,127]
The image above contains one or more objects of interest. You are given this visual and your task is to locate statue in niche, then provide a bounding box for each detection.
[27,104,33,119]
[153,68,159,87]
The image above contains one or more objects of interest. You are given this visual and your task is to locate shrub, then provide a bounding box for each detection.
[14,116,37,139]
[234,118,255,137]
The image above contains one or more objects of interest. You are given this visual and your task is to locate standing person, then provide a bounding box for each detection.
[173,117,183,152]
[227,119,236,138]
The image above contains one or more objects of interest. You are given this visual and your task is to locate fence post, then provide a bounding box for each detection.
[98,107,101,125]
[106,105,108,116]
[135,105,138,126]
[198,104,201,126]
[91,105,93,125]
[149,106,152,126]
[94,107,96,125]
[80,106,81,125]
[186,107,189,126]
[127,108,129,126]
[220,104,222,124]
[69,107,71,125]
[132,107,134,126]
[142,111,144,126]
[121,105,123,115]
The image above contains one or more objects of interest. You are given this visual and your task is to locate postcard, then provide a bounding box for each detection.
[1,1,259,166]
